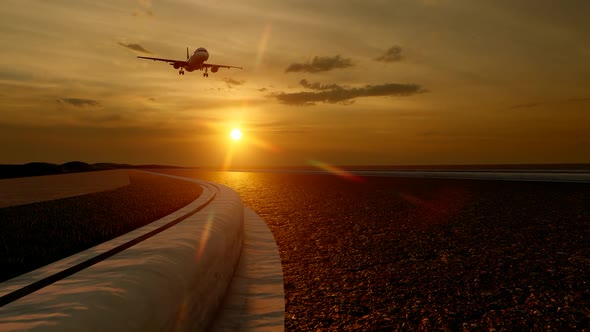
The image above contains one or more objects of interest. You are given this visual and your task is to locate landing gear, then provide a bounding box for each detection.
[179,69,185,75]
[203,67,209,77]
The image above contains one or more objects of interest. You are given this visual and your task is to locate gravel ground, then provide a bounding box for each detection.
[0,171,202,283]
[155,170,589,331]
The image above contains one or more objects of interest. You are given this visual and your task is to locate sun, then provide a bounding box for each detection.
[230,128,242,141]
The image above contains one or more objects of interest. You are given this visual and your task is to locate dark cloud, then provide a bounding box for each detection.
[285,55,353,73]
[222,77,245,87]
[375,46,403,62]
[258,88,268,92]
[272,82,425,105]
[58,98,101,107]
[117,42,152,54]
[299,79,343,91]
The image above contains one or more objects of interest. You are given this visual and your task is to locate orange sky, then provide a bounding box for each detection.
[1,0,589,167]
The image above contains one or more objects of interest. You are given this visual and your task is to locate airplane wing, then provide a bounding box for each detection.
[137,56,188,67]
[202,63,243,70]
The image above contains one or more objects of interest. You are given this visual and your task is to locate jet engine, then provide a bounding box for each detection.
[211,66,219,73]
[173,63,180,69]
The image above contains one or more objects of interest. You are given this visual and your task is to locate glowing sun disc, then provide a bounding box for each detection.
[230,128,242,141]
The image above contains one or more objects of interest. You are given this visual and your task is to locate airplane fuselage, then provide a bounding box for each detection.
[137,46,241,77]
[185,47,209,71]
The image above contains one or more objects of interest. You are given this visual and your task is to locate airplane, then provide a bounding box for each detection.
[137,47,242,77]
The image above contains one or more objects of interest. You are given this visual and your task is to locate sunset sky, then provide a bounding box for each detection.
[1,0,589,167]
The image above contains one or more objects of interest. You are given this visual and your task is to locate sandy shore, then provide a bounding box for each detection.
[156,170,590,331]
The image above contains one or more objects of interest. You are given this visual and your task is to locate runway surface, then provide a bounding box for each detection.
[154,169,589,331]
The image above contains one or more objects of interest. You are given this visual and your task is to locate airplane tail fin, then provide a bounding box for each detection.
[186,47,189,60]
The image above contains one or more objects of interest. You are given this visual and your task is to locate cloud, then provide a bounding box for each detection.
[285,55,353,73]
[299,79,343,91]
[272,81,425,105]
[57,98,101,107]
[222,77,245,87]
[117,42,152,54]
[375,46,403,62]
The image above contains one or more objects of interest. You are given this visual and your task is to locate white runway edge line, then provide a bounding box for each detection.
[0,172,245,331]
[211,208,285,331]
[0,176,218,302]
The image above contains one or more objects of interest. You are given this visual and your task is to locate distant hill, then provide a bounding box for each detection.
[0,162,189,179]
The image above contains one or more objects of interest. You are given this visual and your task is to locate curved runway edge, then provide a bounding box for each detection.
[0,174,246,331]
[211,208,286,332]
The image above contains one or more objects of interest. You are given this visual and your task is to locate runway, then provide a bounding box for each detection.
[156,169,590,330]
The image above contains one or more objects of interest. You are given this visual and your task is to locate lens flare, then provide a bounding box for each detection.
[255,23,272,69]
[197,211,215,259]
[308,160,365,183]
